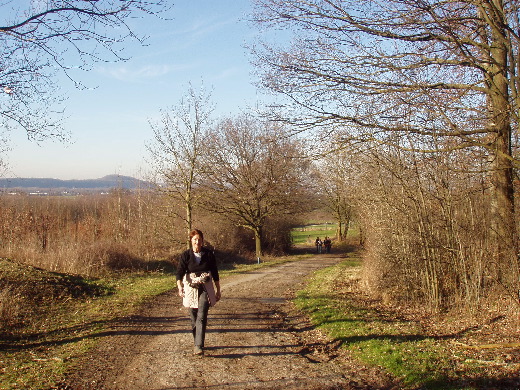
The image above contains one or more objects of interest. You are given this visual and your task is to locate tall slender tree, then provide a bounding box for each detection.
[148,85,214,249]
[315,149,353,241]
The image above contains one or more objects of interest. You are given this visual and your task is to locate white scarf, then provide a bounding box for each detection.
[182,272,217,308]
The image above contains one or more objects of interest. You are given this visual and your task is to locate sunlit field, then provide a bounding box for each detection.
[291,223,337,244]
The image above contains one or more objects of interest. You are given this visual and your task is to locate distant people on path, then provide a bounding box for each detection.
[323,237,332,253]
[315,237,323,253]
[176,229,221,356]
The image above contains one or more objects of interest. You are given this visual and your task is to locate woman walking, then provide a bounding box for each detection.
[176,229,221,355]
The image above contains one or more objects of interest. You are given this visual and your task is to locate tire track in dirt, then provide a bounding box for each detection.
[62,254,395,390]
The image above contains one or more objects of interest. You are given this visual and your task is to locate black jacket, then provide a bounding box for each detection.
[176,247,219,282]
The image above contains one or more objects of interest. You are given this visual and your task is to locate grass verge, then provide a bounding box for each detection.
[294,252,494,390]
[219,253,311,276]
[0,259,177,390]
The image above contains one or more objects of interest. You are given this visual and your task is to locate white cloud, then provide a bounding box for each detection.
[97,64,176,82]
[185,17,235,39]
[212,66,242,81]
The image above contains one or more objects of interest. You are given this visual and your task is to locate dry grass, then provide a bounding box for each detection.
[0,286,23,329]
[0,256,177,390]
[0,258,113,335]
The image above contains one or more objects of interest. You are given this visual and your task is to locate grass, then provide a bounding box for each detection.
[219,252,312,276]
[0,249,309,390]
[0,258,177,390]
[294,253,468,389]
[291,223,337,244]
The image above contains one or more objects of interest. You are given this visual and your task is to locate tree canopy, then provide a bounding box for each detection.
[0,0,167,141]
[252,0,520,280]
[202,114,309,258]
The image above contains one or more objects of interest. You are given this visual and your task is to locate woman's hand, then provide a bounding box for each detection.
[176,280,184,297]
[215,281,221,302]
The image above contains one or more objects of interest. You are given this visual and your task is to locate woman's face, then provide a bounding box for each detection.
[191,234,203,253]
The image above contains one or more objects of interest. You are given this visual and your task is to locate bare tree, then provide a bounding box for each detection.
[349,138,493,310]
[252,0,520,285]
[147,85,215,249]
[315,149,353,241]
[202,114,308,259]
[0,0,167,141]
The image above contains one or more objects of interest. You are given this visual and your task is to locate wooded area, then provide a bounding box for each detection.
[251,0,520,313]
[2,0,520,319]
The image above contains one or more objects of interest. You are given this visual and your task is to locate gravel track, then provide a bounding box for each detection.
[62,254,395,390]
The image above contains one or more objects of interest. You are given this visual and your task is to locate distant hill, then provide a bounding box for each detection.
[0,175,154,192]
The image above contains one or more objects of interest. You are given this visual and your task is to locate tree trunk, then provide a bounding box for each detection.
[489,125,516,282]
[341,218,350,241]
[336,221,343,241]
[254,225,263,260]
[486,0,518,284]
[185,201,192,250]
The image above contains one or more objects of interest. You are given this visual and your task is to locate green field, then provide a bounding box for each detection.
[291,223,338,244]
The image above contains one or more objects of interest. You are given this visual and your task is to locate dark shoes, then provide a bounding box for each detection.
[193,346,204,355]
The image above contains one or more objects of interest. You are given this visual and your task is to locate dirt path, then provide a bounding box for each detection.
[62,254,395,390]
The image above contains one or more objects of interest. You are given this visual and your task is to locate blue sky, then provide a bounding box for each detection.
[5,1,270,180]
